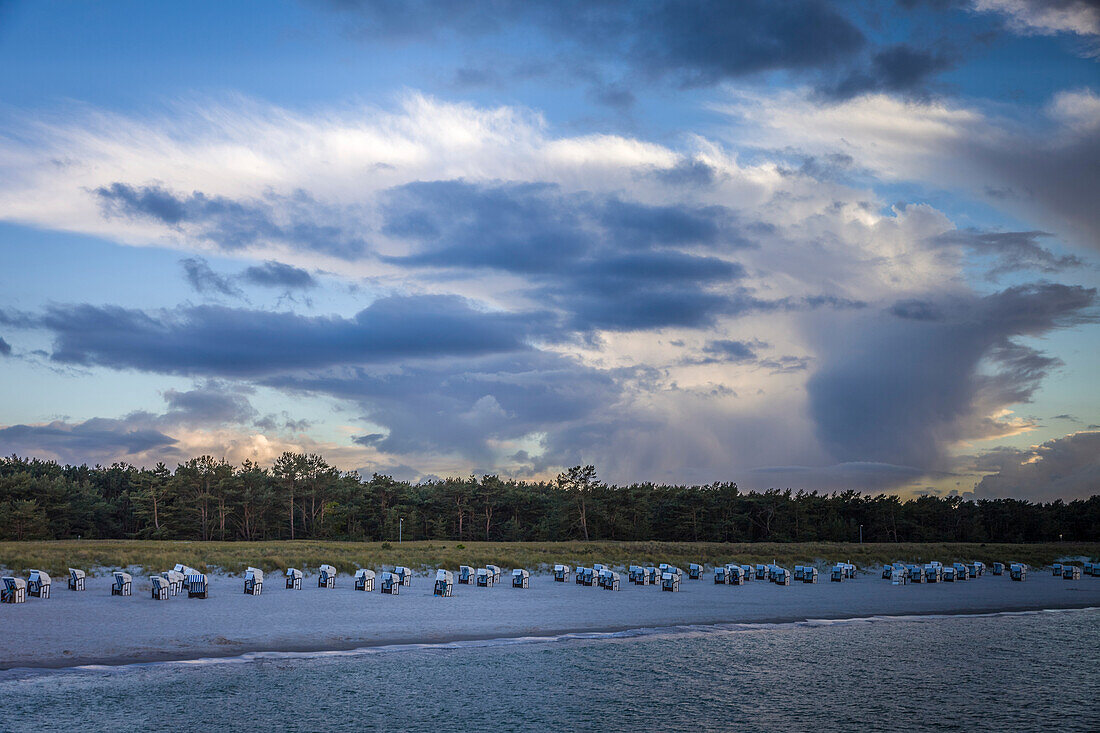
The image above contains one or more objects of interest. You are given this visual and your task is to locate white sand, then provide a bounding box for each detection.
[2,570,1096,669]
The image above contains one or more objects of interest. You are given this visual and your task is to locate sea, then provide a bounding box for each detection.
[1,608,1096,732]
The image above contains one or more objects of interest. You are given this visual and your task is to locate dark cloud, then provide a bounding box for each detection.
[747,461,926,491]
[161,382,257,427]
[39,295,552,377]
[328,0,867,87]
[935,229,1085,277]
[267,350,622,461]
[973,431,1100,501]
[808,283,1096,473]
[0,336,10,356]
[0,418,177,465]
[1051,413,1079,421]
[653,158,720,187]
[95,183,368,259]
[381,180,761,330]
[180,257,243,297]
[828,44,956,99]
[702,339,759,362]
[241,261,317,289]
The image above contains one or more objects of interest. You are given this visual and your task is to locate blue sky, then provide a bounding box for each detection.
[1,0,1098,499]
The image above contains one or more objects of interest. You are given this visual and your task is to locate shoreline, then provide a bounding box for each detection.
[4,593,1097,672]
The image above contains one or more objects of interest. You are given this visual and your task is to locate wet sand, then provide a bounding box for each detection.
[2,569,1096,670]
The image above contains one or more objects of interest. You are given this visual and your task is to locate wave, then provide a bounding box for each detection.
[4,606,1096,681]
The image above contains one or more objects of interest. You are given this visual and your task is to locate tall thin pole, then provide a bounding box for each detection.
[399,517,403,543]
[859,524,863,544]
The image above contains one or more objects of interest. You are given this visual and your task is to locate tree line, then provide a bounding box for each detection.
[0,454,1095,543]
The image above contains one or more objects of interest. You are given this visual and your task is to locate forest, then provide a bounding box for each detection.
[0,454,1095,543]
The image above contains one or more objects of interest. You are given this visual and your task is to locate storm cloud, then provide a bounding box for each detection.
[807,283,1096,474]
[39,295,554,376]
[973,430,1100,500]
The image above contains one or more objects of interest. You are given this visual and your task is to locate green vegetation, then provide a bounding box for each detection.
[1,540,1096,578]
[1,456,1097,547]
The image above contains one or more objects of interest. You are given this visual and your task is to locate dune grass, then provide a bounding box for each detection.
[1,540,1096,578]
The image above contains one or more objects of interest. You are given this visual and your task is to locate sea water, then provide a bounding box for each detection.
[1,609,1096,732]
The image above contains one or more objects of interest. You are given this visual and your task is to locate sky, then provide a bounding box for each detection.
[0,0,1098,500]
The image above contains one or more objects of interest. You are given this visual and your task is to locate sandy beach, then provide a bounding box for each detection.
[2,567,1096,671]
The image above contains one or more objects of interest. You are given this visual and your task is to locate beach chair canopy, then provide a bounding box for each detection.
[150,575,168,589]
[355,568,376,580]
[286,568,303,579]
[69,568,86,580]
[555,564,571,573]
[29,570,50,584]
[5,577,27,590]
[381,571,397,581]
[320,564,336,575]
[164,569,185,582]
[513,568,529,577]
[245,567,264,583]
[114,572,132,583]
[436,569,453,582]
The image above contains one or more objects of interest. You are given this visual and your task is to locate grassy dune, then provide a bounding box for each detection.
[1,540,1096,578]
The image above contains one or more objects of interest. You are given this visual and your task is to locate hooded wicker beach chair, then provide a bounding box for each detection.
[434,569,454,597]
[354,568,376,592]
[68,568,86,591]
[1,577,26,603]
[150,575,170,600]
[512,568,530,588]
[285,568,303,590]
[112,572,132,596]
[244,567,263,595]
[28,570,50,599]
[318,565,337,589]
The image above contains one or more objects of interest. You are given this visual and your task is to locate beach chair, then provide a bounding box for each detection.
[992,562,1005,576]
[187,573,208,598]
[794,566,805,582]
[150,575,170,600]
[434,569,454,597]
[28,570,51,599]
[907,565,924,583]
[646,566,660,584]
[174,565,199,591]
[924,564,941,583]
[112,572,132,596]
[802,567,818,583]
[729,565,746,585]
[512,568,530,589]
[628,565,643,584]
[1010,563,1027,581]
[831,564,845,582]
[1083,562,1094,577]
[244,567,263,595]
[953,563,969,581]
[68,568,86,591]
[882,564,894,579]
[891,568,908,585]
[581,567,598,586]
[842,563,857,579]
[1062,565,1081,580]
[661,571,680,592]
[476,568,494,587]
[942,566,957,582]
[971,561,985,577]
[688,563,703,580]
[593,563,607,575]
[773,567,791,586]
[162,569,185,595]
[487,565,502,584]
[598,569,620,590]
[553,564,571,583]
[714,566,728,584]
[394,566,412,586]
[380,571,400,594]
[285,568,303,590]
[1,577,26,604]
[1052,563,1062,577]
[354,569,376,592]
[459,565,476,584]
[754,564,768,581]
[318,565,337,589]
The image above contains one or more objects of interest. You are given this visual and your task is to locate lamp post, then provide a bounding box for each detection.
[399,517,403,544]
[859,524,863,544]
